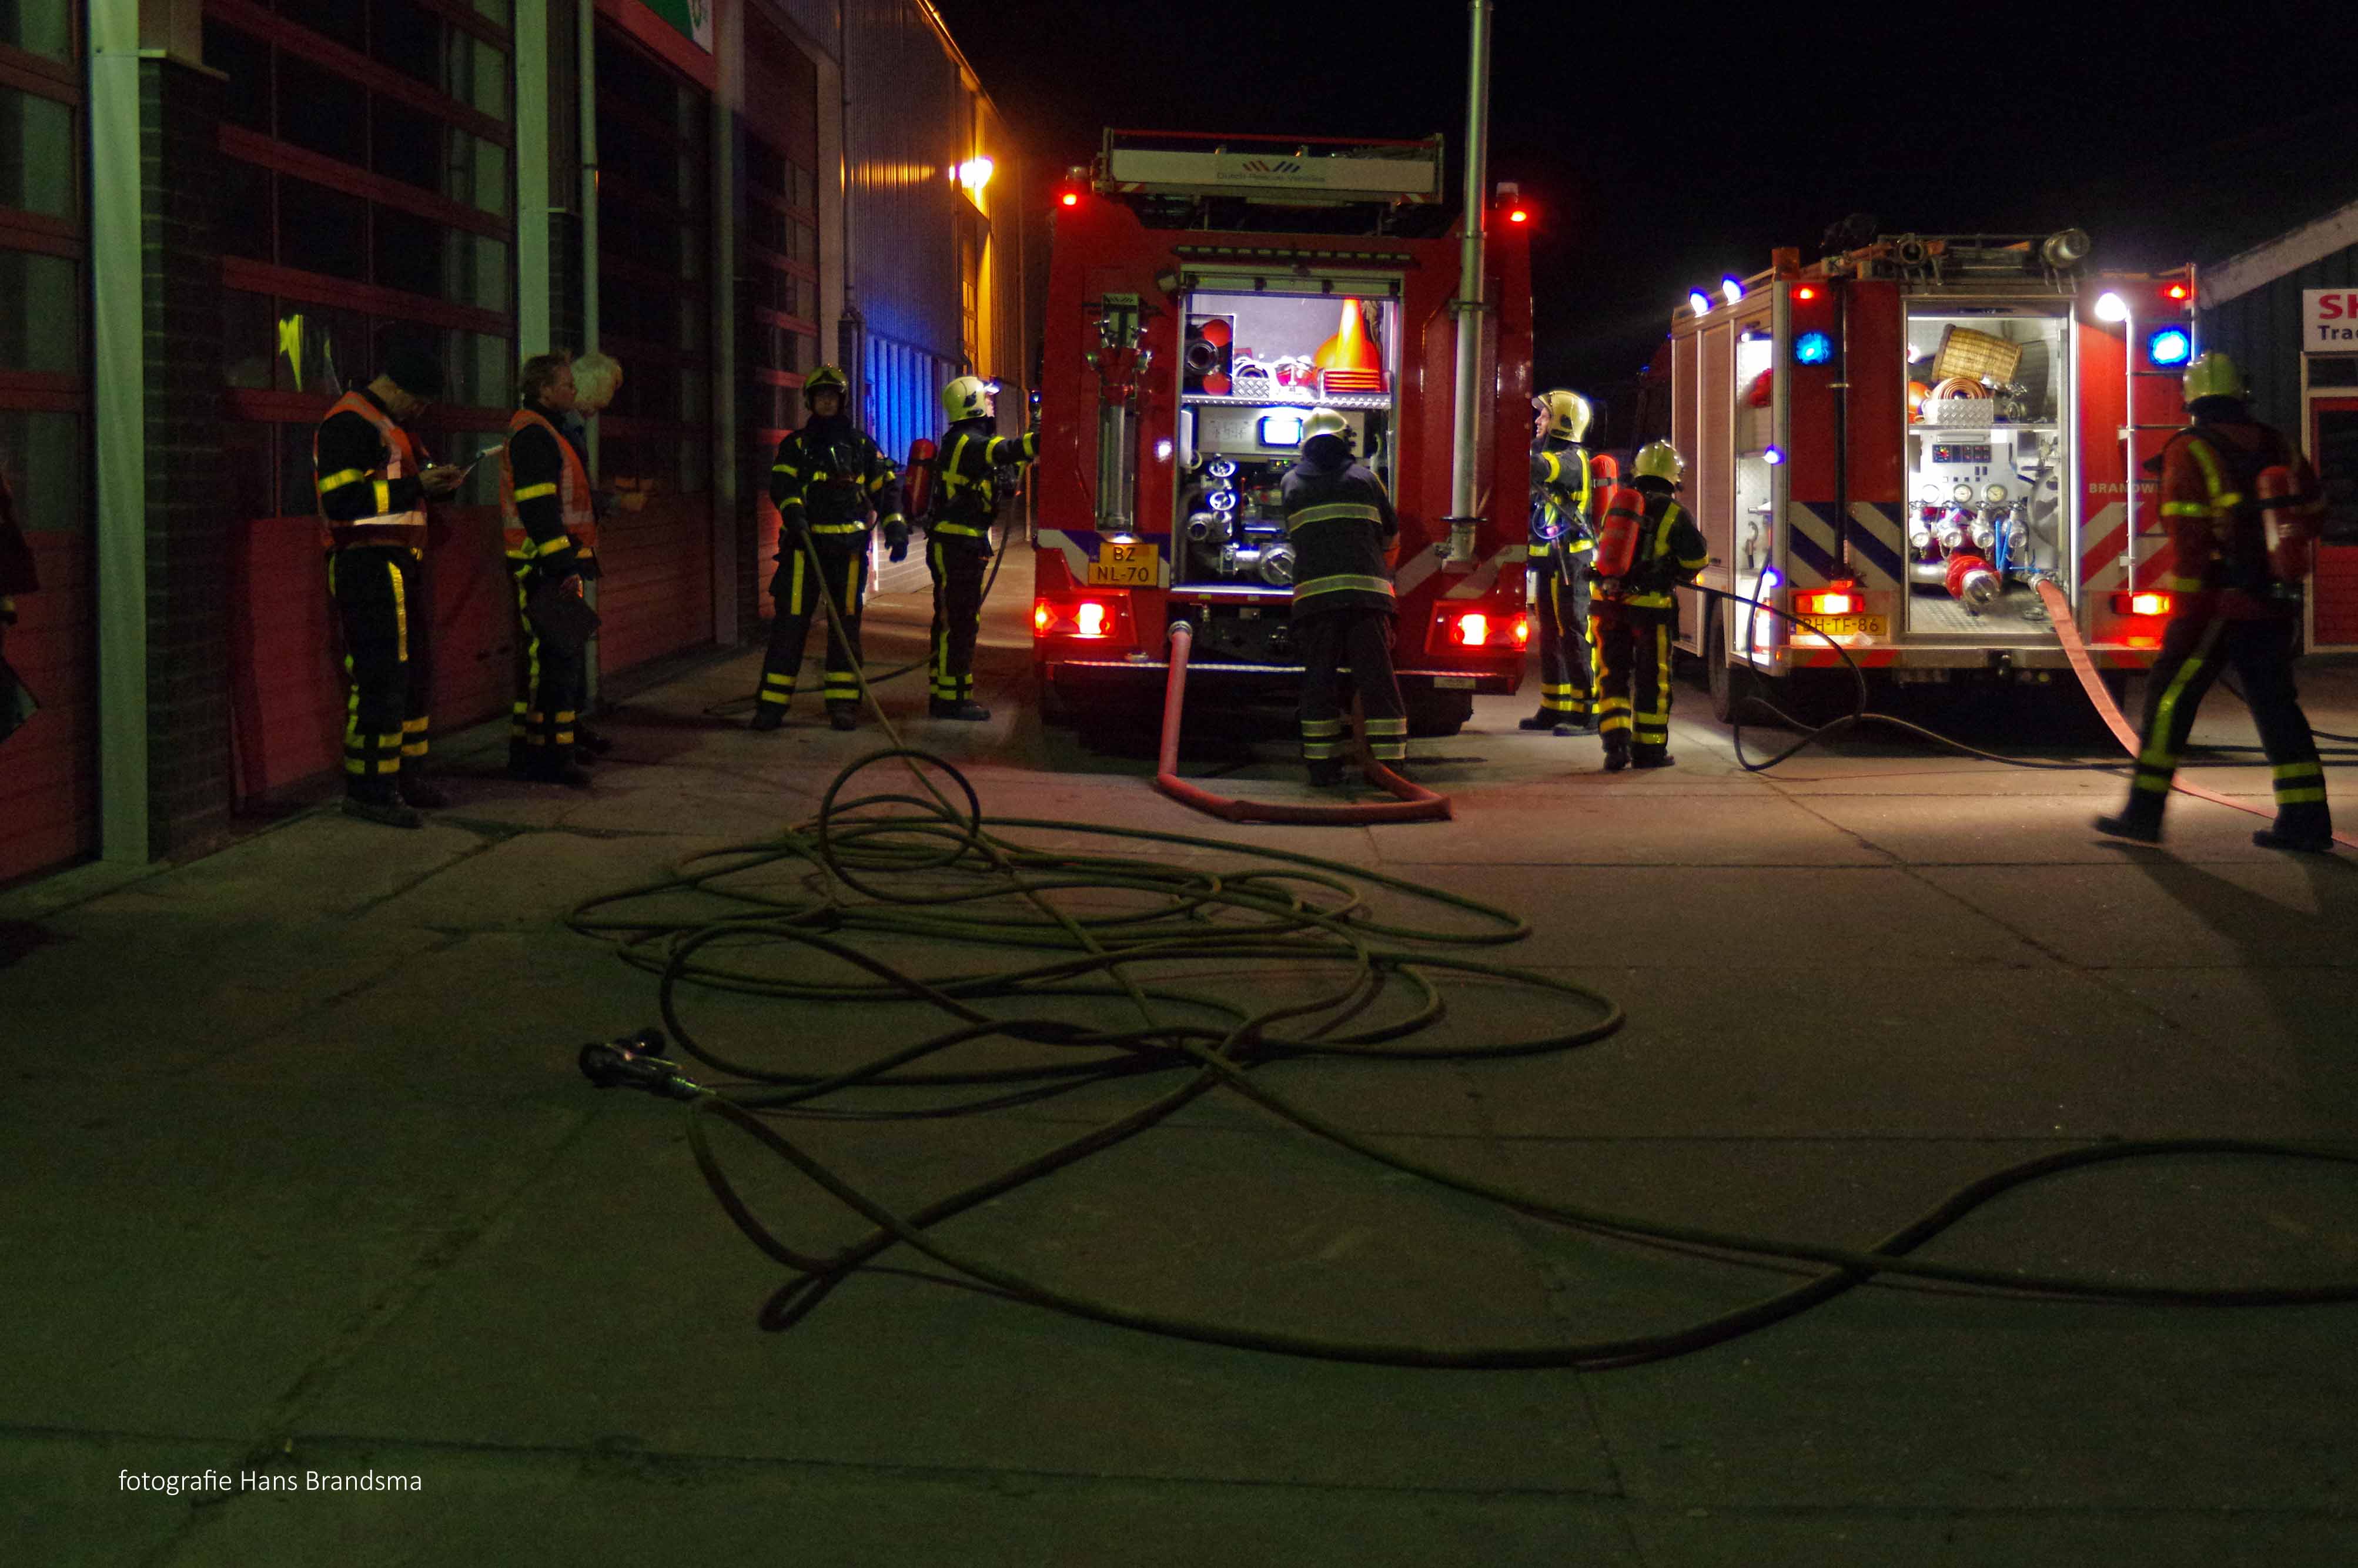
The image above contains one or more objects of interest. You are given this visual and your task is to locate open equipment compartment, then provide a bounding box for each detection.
[1902,306,2073,637]
[1173,287,1400,590]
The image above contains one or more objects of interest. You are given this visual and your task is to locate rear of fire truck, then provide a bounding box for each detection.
[1030,130,1534,737]
[1668,233,2197,717]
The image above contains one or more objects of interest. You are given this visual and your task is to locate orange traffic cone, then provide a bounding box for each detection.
[1313,299,1381,372]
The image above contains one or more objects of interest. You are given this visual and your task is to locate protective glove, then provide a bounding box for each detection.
[884,520,909,563]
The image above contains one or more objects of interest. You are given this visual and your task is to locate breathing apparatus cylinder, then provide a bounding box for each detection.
[1592,484,1647,580]
[2256,464,2314,587]
[904,438,936,519]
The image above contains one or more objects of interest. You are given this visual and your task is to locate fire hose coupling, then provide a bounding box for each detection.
[578,1028,707,1102]
[1166,618,1195,646]
[1439,515,1481,572]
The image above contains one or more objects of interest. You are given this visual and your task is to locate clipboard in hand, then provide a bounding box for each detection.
[524,576,601,654]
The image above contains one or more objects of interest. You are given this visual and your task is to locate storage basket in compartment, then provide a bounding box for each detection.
[1931,326,2023,386]
[1922,396,1996,429]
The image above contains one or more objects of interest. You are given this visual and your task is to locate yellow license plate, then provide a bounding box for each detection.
[1788,613,1887,642]
[1088,541,1159,587]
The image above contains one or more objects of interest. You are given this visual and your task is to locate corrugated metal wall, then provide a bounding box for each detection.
[2200,244,2358,432]
[844,0,963,362]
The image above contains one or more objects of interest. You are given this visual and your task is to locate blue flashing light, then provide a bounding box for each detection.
[2148,327,2193,367]
[1764,446,1785,466]
[1721,276,1744,305]
[1688,290,1713,317]
[1795,331,1834,365]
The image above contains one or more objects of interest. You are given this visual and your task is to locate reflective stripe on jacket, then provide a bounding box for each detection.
[314,391,427,551]
[500,407,594,563]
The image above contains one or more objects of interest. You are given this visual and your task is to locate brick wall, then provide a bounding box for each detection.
[140,58,229,857]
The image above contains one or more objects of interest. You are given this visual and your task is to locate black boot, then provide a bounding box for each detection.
[2093,804,2164,844]
[343,784,422,830]
[827,706,860,732]
[1517,711,1557,731]
[748,703,787,733]
[2253,814,2335,854]
[508,738,531,775]
[1632,751,1675,770]
[523,755,594,790]
[575,723,615,757]
[929,699,991,721]
[1602,737,1631,773]
[1553,714,1596,736]
[1306,759,1348,788]
[397,770,450,810]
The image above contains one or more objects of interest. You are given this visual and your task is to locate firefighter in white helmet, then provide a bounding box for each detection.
[1283,407,1408,784]
[1522,390,1599,734]
[924,375,1039,720]
[1591,440,1708,770]
[2095,350,2333,852]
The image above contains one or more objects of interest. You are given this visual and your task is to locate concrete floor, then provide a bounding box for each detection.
[5,559,2356,1566]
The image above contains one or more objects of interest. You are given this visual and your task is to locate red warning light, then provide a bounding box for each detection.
[1795,285,1817,302]
[2166,283,2189,301]
[1507,208,1528,224]
[1060,192,1079,208]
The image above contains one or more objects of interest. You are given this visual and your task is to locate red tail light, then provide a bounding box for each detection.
[2111,590,2172,617]
[1034,597,1130,643]
[1794,583,1859,617]
[1073,601,1109,638]
[1511,614,1531,647]
[1033,601,1053,633]
[1451,612,1491,646]
[1060,192,1079,208]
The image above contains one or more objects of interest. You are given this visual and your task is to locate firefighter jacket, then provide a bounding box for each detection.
[1282,449,1399,617]
[1594,483,1707,611]
[771,414,904,547]
[2157,416,2322,621]
[1528,441,1595,567]
[931,417,1039,549]
[501,403,590,577]
[314,389,431,551]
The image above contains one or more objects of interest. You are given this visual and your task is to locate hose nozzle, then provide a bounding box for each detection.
[577,1029,706,1102]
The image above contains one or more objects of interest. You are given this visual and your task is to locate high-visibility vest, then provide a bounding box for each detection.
[314,391,427,550]
[499,407,595,563]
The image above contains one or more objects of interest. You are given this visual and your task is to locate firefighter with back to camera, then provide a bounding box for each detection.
[752,365,906,732]
[925,375,1039,721]
[2095,350,2334,852]
[1590,440,1708,771]
[1523,389,1600,734]
[501,353,596,788]
[312,342,464,829]
[1283,407,1409,784]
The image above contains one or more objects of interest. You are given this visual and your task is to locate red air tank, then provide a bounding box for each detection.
[904,437,936,520]
[2256,464,2313,585]
[1592,484,1647,579]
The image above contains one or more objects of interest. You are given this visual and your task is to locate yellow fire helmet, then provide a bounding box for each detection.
[804,364,849,397]
[941,375,994,421]
[1632,439,1687,484]
[2181,350,2244,404]
[1536,389,1593,443]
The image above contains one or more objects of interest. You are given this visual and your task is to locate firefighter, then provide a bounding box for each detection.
[1591,440,1708,771]
[2096,351,2334,852]
[500,353,594,788]
[313,344,464,828]
[752,366,907,732]
[926,375,1038,721]
[1521,389,1599,734]
[1284,407,1408,784]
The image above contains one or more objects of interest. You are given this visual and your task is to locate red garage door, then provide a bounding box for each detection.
[0,16,93,884]
[592,19,717,670]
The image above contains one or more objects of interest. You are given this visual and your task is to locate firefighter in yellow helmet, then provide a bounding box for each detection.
[752,365,905,731]
[924,375,1039,720]
[1590,440,1708,770]
[2095,350,2333,851]
[1523,390,1599,734]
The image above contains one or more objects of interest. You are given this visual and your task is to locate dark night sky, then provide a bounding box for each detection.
[931,1,2358,394]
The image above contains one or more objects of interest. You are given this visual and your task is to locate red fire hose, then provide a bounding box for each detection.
[1152,622,1452,825]
[2036,578,2356,849]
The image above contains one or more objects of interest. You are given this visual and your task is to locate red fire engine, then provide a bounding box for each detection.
[1667,232,2198,717]
[1029,130,1534,737]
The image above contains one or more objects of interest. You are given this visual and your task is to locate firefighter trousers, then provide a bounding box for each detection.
[510,563,588,757]
[329,545,432,800]
[762,530,870,713]
[2126,613,2330,833]
[927,538,987,705]
[1594,600,1676,761]
[1296,607,1408,764]
[1530,561,1596,720]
